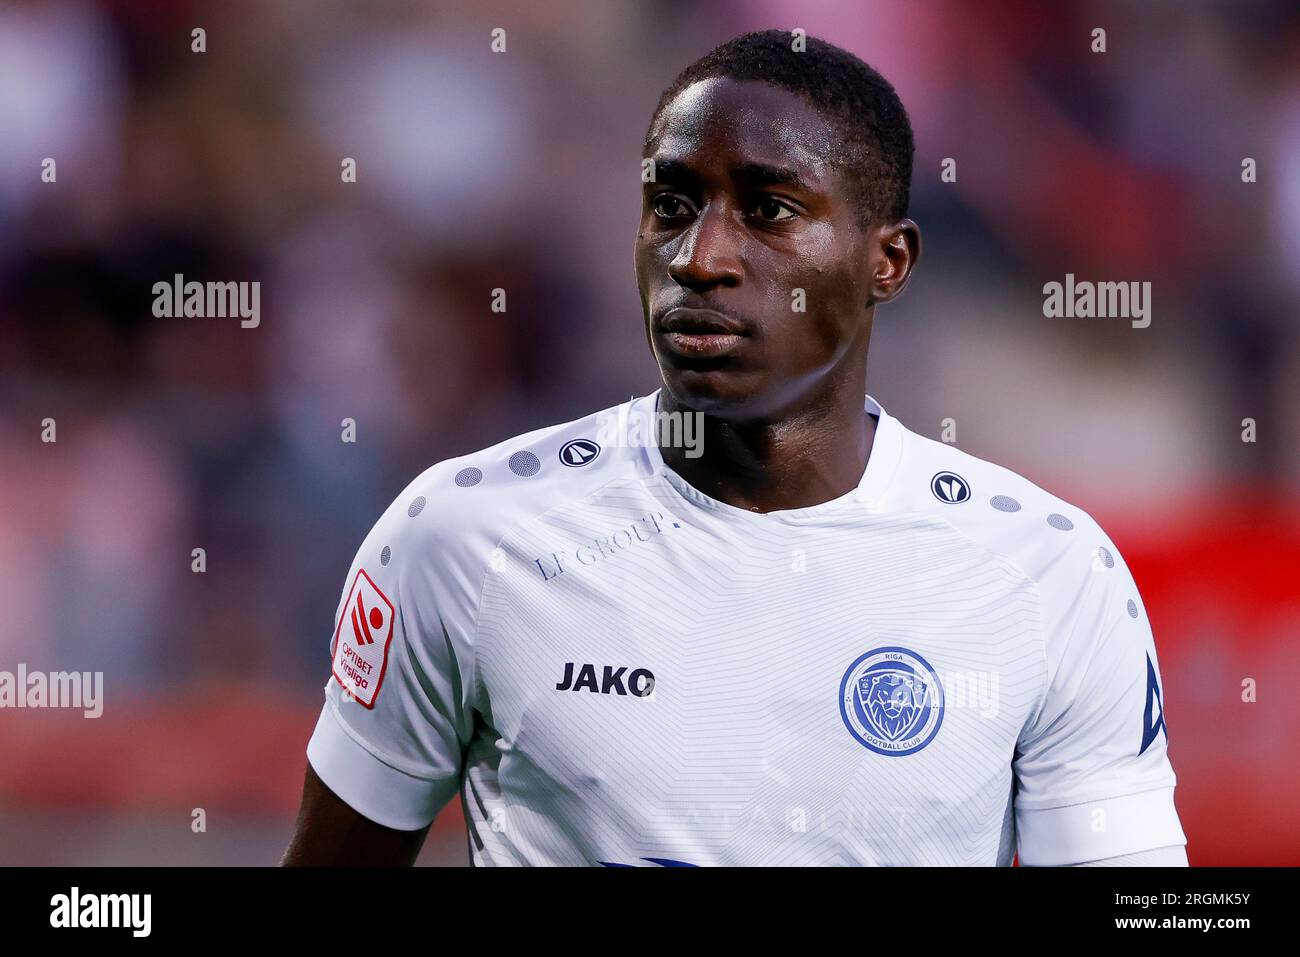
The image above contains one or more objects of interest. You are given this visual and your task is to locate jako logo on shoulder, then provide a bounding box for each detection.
[931,471,970,504]
[556,662,655,696]
[559,438,601,467]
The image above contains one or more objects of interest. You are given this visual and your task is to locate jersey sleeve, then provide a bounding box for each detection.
[1013,532,1186,866]
[306,486,473,831]
[1067,844,1189,866]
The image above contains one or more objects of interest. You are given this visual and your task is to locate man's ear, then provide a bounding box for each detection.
[870,218,921,305]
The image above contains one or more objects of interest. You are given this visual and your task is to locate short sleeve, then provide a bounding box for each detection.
[1013,534,1186,865]
[306,488,472,831]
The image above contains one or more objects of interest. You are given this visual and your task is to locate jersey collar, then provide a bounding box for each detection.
[637,389,904,522]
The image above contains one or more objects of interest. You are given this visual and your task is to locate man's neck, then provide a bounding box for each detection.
[657,385,876,513]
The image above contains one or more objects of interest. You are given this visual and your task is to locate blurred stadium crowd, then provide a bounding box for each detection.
[0,0,1296,864]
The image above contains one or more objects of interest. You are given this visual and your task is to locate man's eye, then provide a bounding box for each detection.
[752,197,796,222]
[651,195,691,219]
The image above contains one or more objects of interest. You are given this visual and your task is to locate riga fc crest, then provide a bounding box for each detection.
[839,646,944,756]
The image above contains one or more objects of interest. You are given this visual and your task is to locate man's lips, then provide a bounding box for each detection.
[655,307,751,359]
[659,306,750,336]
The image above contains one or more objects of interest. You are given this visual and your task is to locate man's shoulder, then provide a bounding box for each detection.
[886,413,1126,597]
[376,394,654,556]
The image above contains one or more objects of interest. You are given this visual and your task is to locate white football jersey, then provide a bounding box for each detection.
[307,391,1186,866]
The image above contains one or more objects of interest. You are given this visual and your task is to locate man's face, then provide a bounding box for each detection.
[635,76,880,422]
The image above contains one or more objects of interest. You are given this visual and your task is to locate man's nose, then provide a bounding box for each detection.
[667,204,743,290]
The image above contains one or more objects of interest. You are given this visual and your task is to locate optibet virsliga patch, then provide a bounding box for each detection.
[331,568,395,709]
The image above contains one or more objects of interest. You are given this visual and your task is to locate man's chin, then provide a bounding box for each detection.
[658,367,768,420]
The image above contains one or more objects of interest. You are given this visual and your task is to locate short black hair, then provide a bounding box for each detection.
[645,29,914,227]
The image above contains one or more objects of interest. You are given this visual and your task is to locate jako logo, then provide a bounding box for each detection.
[559,438,601,467]
[556,662,655,696]
[931,471,971,504]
